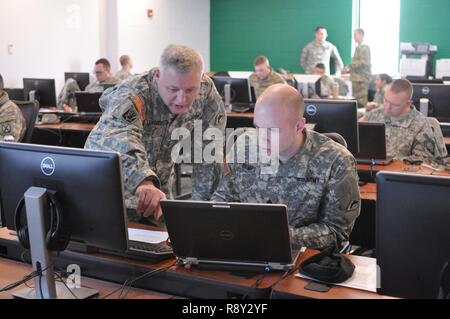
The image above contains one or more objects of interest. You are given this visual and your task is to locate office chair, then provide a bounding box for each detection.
[14,100,39,143]
[322,132,348,149]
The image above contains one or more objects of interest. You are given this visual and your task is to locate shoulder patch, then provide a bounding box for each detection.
[346,200,359,212]
[122,107,138,125]
[215,112,225,126]
[132,94,146,123]
[1,124,11,134]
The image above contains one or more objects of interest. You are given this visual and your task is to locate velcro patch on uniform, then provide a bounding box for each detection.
[1,124,11,134]
[132,94,146,123]
[346,200,359,212]
[122,107,139,124]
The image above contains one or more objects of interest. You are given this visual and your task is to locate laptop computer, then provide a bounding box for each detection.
[356,122,393,165]
[161,200,297,272]
[75,92,103,115]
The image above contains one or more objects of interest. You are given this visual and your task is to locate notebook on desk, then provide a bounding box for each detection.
[161,200,297,272]
[356,122,393,165]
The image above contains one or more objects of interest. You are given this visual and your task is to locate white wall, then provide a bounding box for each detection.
[116,0,210,73]
[0,0,104,93]
[0,0,210,94]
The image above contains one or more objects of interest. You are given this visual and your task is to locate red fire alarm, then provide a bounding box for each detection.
[147,9,153,17]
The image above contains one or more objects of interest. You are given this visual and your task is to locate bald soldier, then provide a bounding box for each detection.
[85,45,226,221]
[212,84,360,250]
[361,79,448,164]
[0,73,26,142]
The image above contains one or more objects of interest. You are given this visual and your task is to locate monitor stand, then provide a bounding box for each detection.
[12,187,98,299]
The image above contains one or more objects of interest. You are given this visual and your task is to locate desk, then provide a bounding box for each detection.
[0,257,173,299]
[359,182,377,201]
[357,160,450,182]
[272,249,395,299]
[0,227,290,299]
[33,122,96,148]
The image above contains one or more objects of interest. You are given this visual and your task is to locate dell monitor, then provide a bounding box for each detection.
[303,99,359,155]
[23,78,56,108]
[376,172,450,299]
[0,142,129,298]
[412,83,450,122]
[64,72,90,91]
[212,76,254,105]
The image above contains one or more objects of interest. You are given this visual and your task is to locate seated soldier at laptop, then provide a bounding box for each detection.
[360,79,448,165]
[211,84,361,250]
[249,56,285,100]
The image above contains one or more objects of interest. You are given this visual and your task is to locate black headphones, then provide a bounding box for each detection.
[14,191,71,252]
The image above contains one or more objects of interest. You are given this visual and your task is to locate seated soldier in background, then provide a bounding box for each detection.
[313,63,335,98]
[0,73,26,142]
[249,56,285,100]
[366,73,392,111]
[360,79,448,164]
[57,58,120,111]
[115,54,134,82]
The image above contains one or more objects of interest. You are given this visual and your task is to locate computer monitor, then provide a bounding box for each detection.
[0,142,128,298]
[23,78,56,108]
[212,76,254,104]
[406,76,443,84]
[376,172,450,299]
[4,88,25,101]
[303,99,359,155]
[412,83,450,122]
[64,72,90,91]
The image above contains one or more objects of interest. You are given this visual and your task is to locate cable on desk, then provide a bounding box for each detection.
[101,261,176,299]
[240,271,269,300]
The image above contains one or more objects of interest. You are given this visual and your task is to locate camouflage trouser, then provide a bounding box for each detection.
[57,78,80,110]
[352,80,369,108]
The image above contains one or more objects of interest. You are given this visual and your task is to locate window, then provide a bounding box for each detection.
[353,0,401,75]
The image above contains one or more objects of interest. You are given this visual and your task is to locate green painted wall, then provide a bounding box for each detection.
[400,0,450,65]
[210,0,353,73]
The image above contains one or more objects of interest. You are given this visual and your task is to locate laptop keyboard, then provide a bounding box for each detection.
[128,240,173,254]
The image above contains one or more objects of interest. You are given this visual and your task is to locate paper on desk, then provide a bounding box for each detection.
[296,260,378,293]
[128,228,168,244]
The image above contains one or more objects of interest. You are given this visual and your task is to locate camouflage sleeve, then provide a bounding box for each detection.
[300,45,309,72]
[210,165,241,202]
[84,90,160,198]
[57,78,80,109]
[349,46,370,72]
[331,45,344,72]
[191,81,226,200]
[0,103,26,142]
[409,121,448,162]
[289,154,361,249]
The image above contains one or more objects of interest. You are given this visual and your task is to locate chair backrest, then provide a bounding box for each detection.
[13,100,39,143]
[322,132,348,149]
[426,117,447,156]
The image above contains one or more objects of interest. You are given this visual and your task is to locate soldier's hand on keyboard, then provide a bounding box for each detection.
[136,180,166,220]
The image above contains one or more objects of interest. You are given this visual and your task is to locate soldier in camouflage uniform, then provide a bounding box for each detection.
[366,73,392,111]
[211,84,360,250]
[342,29,371,108]
[57,58,120,111]
[85,45,226,222]
[300,26,344,75]
[361,79,448,164]
[0,74,26,142]
[249,56,285,99]
[313,63,335,98]
[115,55,133,82]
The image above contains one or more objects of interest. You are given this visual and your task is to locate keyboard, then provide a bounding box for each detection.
[124,240,174,262]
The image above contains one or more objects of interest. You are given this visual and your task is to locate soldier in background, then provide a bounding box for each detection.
[366,73,392,111]
[85,44,226,222]
[360,79,448,164]
[313,63,335,98]
[342,28,371,108]
[300,26,344,75]
[211,84,360,250]
[57,58,120,111]
[115,55,134,82]
[0,73,26,142]
[249,56,285,99]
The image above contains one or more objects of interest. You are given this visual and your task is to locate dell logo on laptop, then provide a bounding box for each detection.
[41,157,55,176]
[306,104,317,116]
[422,87,430,95]
[219,230,235,241]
